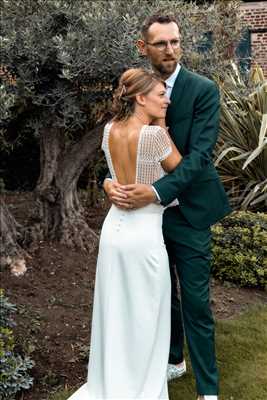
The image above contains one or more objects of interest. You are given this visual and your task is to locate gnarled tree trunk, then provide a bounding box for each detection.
[33,123,104,253]
[0,198,27,275]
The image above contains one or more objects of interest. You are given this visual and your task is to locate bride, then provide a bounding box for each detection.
[68,68,181,400]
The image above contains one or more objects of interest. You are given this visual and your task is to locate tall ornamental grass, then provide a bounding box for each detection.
[215,64,267,211]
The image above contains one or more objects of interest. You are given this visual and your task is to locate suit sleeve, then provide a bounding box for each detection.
[153,81,220,206]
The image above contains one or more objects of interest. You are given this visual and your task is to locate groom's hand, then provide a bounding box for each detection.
[103,180,157,209]
[122,184,157,209]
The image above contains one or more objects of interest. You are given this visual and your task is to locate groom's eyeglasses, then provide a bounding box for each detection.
[145,39,180,51]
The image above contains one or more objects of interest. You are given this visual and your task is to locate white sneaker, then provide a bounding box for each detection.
[197,396,218,400]
[167,360,186,381]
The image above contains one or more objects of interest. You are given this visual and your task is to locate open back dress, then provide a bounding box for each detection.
[68,122,172,400]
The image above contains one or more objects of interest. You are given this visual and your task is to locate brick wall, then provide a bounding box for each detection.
[240,1,267,77]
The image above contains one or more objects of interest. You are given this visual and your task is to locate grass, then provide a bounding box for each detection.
[50,305,267,400]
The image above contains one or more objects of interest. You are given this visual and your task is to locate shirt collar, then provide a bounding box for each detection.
[165,63,181,89]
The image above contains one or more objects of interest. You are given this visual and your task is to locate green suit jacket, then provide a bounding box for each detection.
[153,66,232,229]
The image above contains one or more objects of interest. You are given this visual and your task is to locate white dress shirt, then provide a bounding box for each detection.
[165,63,181,99]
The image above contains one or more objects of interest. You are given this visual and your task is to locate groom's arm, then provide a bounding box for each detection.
[153,81,220,206]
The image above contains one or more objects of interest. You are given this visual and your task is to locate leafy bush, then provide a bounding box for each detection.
[0,290,34,400]
[211,211,267,289]
[0,292,17,329]
[214,64,267,212]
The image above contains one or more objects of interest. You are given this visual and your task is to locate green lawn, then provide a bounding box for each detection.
[50,305,267,400]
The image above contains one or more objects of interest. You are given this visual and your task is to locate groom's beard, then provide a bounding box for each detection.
[151,50,182,79]
[155,59,177,76]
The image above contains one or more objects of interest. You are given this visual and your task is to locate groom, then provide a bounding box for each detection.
[104,14,231,400]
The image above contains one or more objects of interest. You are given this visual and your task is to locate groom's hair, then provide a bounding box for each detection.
[141,14,179,39]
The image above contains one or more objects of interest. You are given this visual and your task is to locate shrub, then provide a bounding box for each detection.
[211,211,267,289]
[0,292,17,329]
[0,290,34,400]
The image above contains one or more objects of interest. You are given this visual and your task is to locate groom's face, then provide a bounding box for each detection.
[138,22,181,79]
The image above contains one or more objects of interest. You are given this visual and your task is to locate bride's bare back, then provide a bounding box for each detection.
[108,122,143,185]
[102,121,174,186]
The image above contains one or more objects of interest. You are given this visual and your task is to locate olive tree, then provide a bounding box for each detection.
[0,0,244,260]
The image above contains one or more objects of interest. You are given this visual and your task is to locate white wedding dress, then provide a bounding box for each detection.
[68,123,172,400]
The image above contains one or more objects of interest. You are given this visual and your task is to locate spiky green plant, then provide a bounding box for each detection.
[215,64,267,211]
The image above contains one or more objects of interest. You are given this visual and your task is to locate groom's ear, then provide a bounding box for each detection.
[136,39,147,56]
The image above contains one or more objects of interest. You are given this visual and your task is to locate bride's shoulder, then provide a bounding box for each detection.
[145,124,162,132]
[146,125,167,138]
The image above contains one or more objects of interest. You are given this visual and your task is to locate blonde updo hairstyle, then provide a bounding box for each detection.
[112,68,166,121]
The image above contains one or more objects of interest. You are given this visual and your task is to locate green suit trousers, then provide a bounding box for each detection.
[163,206,218,396]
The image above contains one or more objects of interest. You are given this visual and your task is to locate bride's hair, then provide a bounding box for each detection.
[112,68,165,121]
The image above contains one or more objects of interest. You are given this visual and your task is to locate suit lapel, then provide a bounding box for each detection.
[166,66,188,123]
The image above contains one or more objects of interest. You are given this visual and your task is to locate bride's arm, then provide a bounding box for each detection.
[151,118,182,172]
[152,123,182,173]
[161,137,182,173]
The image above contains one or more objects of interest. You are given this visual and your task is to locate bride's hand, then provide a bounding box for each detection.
[103,179,131,208]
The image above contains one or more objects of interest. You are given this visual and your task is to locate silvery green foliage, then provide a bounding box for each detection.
[0,289,17,328]
[0,353,34,400]
[0,291,34,399]
[0,0,243,139]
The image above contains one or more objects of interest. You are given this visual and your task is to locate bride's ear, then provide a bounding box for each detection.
[135,93,146,107]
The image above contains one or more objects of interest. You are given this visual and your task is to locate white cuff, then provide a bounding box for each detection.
[151,186,161,203]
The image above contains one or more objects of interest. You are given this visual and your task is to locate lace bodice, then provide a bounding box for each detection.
[101,122,172,185]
